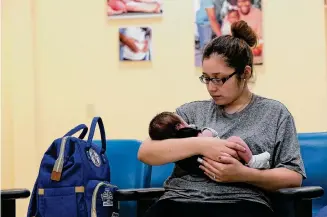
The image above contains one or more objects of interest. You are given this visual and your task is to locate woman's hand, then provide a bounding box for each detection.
[199,156,248,183]
[199,137,246,161]
[227,136,252,163]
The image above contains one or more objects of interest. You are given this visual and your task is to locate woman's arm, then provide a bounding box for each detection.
[242,167,302,191]
[205,8,222,37]
[138,137,200,165]
[138,137,246,166]
[119,33,139,52]
[200,156,302,192]
[244,167,302,191]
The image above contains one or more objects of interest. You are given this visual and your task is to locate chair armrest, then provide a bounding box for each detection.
[115,188,165,201]
[1,189,31,200]
[273,186,324,199]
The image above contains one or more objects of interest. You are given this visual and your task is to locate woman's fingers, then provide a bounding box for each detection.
[199,158,220,175]
[199,165,214,177]
[200,166,221,182]
[226,141,246,153]
[221,146,239,159]
[204,172,222,182]
[204,156,238,165]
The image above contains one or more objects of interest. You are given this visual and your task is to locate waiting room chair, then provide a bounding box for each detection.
[1,188,30,217]
[114,132,327,217]
[298,132,327,215]
[94,139,151,217]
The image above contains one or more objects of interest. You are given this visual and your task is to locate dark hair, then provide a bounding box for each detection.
[149,112,201,140]
[148,112,204,176]
[202,20,257,79]
[149,112,182,140]
[228,9,239,16]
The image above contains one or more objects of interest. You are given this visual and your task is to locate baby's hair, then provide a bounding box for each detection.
[149,112,182,140]
[149,112,203,176]
[149,112,201,140]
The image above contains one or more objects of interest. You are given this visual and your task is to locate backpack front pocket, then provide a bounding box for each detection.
[37,186,86,217]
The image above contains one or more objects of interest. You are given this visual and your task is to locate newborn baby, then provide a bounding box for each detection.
[149,112,270,175]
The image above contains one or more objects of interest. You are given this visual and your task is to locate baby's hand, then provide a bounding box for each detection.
[227,136,252,163]
[199,129,214,137]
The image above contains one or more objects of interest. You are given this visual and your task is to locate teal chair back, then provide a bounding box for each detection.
[94,139,151,217]
[298,132,327,215]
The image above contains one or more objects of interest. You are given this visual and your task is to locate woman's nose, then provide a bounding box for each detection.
[207,82,218,91]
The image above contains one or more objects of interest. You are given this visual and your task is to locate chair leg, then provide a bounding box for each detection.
[1,199,16,217]
[294,199,312,217]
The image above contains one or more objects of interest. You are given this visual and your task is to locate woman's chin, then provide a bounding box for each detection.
[212,96,225,105]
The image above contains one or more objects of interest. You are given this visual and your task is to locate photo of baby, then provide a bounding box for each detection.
[119,27,152,61]
[194,0,263,67]
[107,0,163,19]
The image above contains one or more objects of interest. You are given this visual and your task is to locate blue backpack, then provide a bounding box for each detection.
[27,117,119,217]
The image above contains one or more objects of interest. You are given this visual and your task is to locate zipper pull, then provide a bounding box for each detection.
[51,171,62,181]
[51,136,69,182]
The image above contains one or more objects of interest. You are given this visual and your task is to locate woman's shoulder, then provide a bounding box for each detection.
[176,99,215,117]
[254,95,293,119]
[177,99,214,111]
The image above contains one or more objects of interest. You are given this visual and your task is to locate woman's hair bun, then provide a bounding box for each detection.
[231,20,258,47]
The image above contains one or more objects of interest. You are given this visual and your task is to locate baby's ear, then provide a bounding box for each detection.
[176,124,184,130]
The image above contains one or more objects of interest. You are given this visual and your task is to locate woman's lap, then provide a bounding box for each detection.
[143,199,274,217]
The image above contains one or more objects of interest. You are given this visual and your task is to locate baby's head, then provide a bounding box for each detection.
[227,9,240,24]
[149,112,201,140]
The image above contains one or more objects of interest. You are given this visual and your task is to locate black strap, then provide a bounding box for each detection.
[87,117,106,154]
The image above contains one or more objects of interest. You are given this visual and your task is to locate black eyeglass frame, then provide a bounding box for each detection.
[199,71,238,86]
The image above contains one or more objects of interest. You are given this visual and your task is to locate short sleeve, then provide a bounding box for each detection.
[202,0,214,9]
[119,28,125,34]
[175,107,191,125]
[272,115,306,179]
[175,103,198,125]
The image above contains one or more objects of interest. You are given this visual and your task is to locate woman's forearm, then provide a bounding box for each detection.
[137,137,202,165]
[242,167,302,191]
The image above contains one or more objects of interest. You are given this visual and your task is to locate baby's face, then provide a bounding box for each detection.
[227,11,240,23]
[175,115,189,129]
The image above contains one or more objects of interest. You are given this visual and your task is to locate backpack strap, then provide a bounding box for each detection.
[64,124,88,139]
[87,117,106,155]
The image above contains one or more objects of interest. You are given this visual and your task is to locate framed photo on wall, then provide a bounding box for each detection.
[107,0,163,19]
[194,0,263,67]
[119,27,152,61]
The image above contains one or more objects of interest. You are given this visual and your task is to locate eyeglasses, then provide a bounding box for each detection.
[199,71,237,86]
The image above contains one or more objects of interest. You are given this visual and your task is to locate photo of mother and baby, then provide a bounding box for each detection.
[194,0,263,66]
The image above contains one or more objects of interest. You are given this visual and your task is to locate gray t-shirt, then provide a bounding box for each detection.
[160,94,306,209]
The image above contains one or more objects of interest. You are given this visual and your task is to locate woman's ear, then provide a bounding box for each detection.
[243,66,252,81]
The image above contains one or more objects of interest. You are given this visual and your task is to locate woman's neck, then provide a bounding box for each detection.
[223,88,253,114]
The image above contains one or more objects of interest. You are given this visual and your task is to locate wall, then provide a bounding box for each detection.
[2,0,327,215]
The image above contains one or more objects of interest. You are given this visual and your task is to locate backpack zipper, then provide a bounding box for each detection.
[51,136,69,181]
[91,182,116,217]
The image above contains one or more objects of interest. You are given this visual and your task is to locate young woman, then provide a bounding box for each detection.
[138,20,306,217]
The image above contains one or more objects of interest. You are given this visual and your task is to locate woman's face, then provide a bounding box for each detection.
[202,55,244,106]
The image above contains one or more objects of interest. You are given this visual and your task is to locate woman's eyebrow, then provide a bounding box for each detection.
[202,72,221,76]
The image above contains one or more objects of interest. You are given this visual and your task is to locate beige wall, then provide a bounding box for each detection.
[2,0,327,215]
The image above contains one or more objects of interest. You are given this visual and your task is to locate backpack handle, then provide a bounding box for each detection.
[87,117,106,154]
[64,124,88,139]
